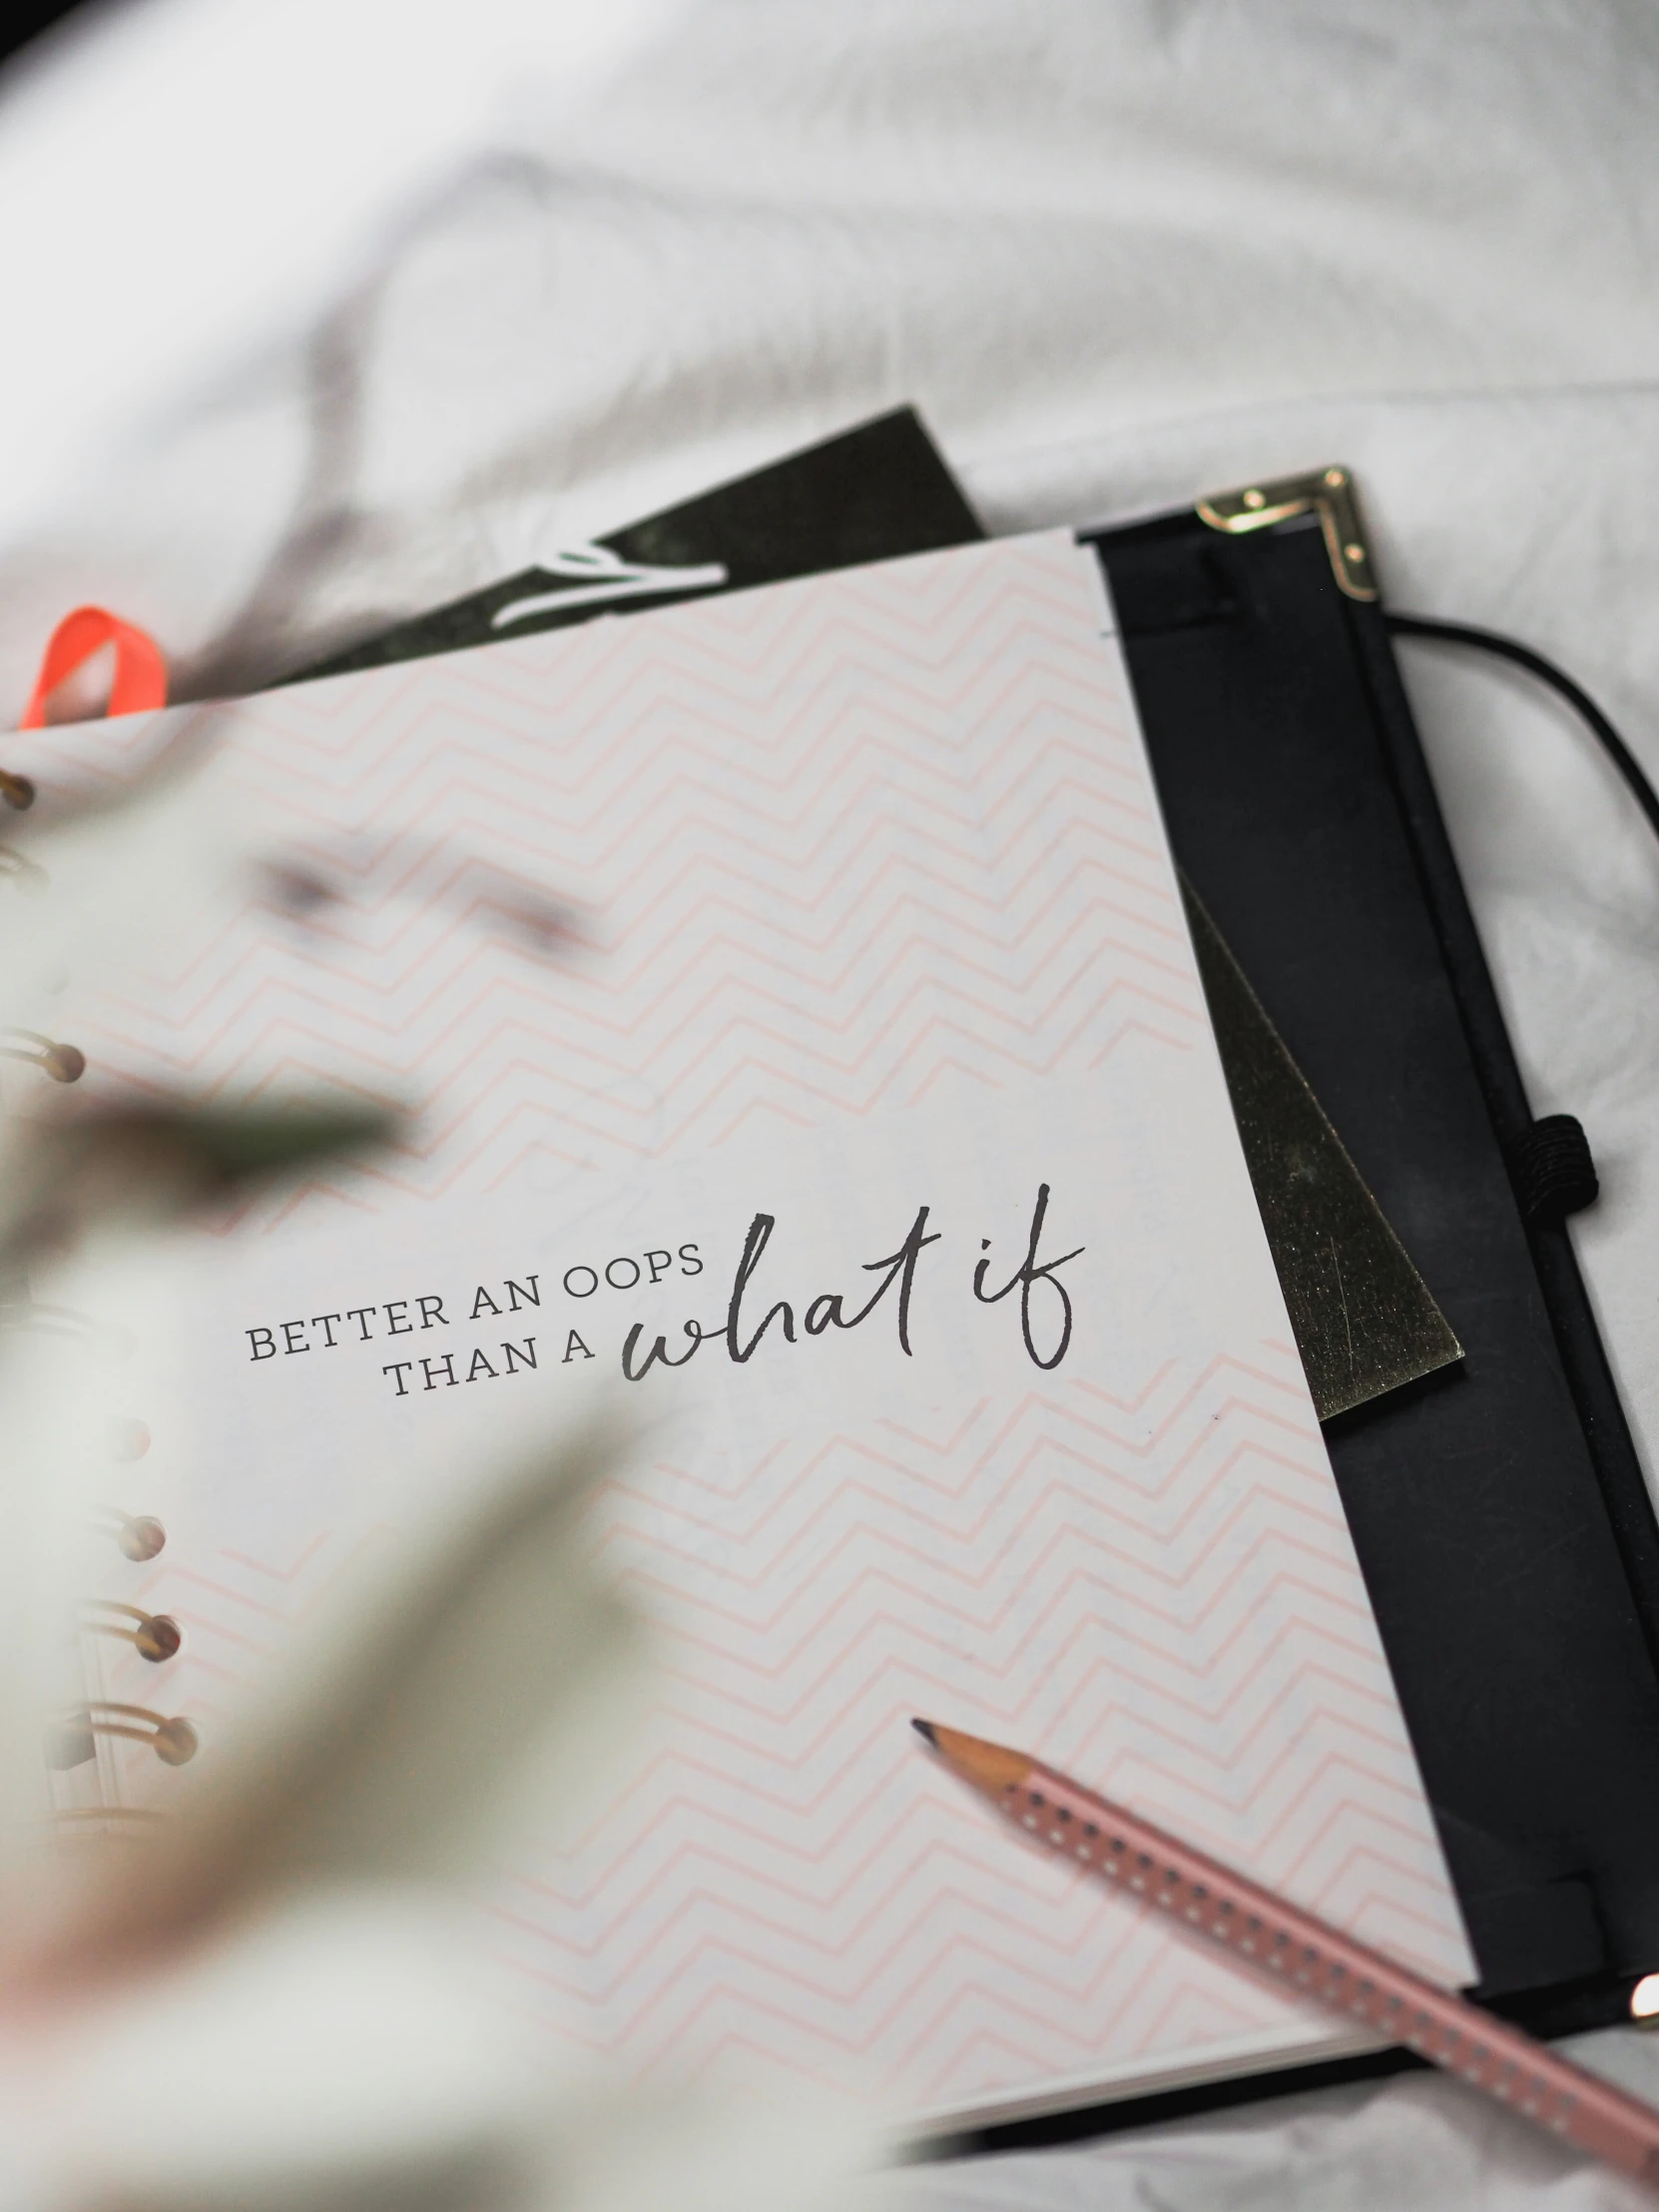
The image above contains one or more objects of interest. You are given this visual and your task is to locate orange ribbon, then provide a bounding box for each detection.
[21,606,168,729]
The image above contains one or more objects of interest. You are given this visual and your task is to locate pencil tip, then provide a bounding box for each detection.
[910,1717,938,1746]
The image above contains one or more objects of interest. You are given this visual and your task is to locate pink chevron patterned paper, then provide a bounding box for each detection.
[31,534,1472,2121]
[25,532,1203,1205]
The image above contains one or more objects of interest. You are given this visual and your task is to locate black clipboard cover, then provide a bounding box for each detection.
[284,425,1659,2140]
[961,479,1659,2155]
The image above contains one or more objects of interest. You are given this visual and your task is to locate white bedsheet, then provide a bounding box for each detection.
[3,4,1658,2203]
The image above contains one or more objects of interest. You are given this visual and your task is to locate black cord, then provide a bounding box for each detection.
[1385,612,1659,852]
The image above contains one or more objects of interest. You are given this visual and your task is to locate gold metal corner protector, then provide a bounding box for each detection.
[1196,465,1378,602]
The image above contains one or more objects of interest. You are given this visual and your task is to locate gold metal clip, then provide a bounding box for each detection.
[1196,465,1378,602]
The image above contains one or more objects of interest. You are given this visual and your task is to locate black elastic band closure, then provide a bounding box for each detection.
[1385,613,1644,1239]
[1508,1114,1600,1228]
[1386,613,1659,852]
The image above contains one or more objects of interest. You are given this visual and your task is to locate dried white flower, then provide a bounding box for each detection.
[0,746,876,2212]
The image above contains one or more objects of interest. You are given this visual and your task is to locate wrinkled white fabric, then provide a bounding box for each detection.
[868,2028,1659,2212]
[1,2,1656,2203]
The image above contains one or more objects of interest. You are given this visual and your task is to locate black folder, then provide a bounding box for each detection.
[1088,485,1659,2018]
[973,478,1659,2152]
[297,420,1659,2138]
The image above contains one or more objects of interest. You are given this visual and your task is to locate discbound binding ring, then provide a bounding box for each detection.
[82,1600,182,1663]
[0,1029,84,1082]
[106,1417,150,1463]
[92,1505,166,1560]
[47,1704,197,1769]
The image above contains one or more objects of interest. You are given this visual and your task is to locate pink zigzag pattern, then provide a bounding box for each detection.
[472,1348,1463,2109]
[42,538,1204,1210]
[42,538,1466,2116]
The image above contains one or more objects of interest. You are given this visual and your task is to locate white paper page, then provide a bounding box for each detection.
[33,533,1472,2121]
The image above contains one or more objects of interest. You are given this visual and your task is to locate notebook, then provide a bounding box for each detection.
[290,405,1464,1428]
[27,530,1471,2125]
[286,403,984,682]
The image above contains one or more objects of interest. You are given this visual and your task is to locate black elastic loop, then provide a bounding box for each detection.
[1508,1114,1600,1228]
[1385,613,1659,852]
[1385,613,1657,1236]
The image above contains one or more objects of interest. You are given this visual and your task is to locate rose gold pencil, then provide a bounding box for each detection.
[913,1718,1659,2190]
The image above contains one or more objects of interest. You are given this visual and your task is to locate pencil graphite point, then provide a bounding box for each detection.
[911,1722,1032,1794]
